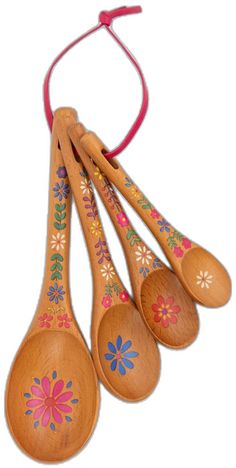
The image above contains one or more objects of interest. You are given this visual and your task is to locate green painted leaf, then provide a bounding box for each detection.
[105,284,112,296]
[55,213,63,222]
[50,263,57,271]
[55,203,66,212]
[127,230,135,240]
[167,237,177,249]
[54,222,66,230]
[113,283,122,295]
[173,230,183,241]
[56,262,63,271]
[51,271,62,280]
[51,253,63,262]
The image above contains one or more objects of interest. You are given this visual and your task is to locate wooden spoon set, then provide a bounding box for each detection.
[5,108,231,462]
[4,5,231,463]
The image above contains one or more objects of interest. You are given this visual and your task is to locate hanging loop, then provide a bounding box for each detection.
[43,5,148,159]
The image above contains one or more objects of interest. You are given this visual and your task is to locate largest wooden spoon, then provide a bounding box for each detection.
[5,110,99,462]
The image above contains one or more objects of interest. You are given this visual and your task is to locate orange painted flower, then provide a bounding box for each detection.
[151,296,181,328]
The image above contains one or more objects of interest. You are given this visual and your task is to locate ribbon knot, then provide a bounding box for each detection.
[99,6,142,27]
[99,11,113,26]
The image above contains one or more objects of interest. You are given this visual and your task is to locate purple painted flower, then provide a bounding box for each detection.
[158,218,170,233]
[53,180,70,201]
[47,283,65,304]
[57,166,67,179]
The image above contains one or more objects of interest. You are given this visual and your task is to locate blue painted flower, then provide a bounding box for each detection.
[139,267,150,278]
[47,283,65,304]
[158,218,170,233]
[104,336,139,376]
[153,257,162,269]
[53,180,70,201]
[125,177,134,188]
[57,166,67,179]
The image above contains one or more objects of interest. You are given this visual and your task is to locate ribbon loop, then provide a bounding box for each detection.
[43,5,147,159]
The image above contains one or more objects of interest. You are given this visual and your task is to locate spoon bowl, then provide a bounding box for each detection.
[6,331,99,462]
[140,269,199,348]
[181,247,231,307]
[97,304,160,401]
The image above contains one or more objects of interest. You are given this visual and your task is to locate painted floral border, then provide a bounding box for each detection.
[124,177,192,259]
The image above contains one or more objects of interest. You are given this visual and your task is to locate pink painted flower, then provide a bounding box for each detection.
[174,246,184,258]
[116,212,129,227]
[150,209,160,219]
[38,313,53,328]
[57,313,72,328]
[102,295,112,308]
[182,237,192,249]
[119,290,129,302]
[26,377,73,427]
[151,296,181,328]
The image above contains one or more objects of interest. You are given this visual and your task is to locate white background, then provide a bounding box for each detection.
[0,1,235,467]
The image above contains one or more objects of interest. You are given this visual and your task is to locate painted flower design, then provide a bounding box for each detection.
[174,246,184,258]
[131,186,140,198]
[38,313,53,328]
[158,218,170,233]
[182,237,192,249]
[139,267,150,278]
[80,178,92,195]
[94,166,104,180]
[104,336,139,376]
[24,371,78,430]
[150,209,160,219]
[57,313,72,328]
[53,180,70,201]
[151,296,181,328]
[116,212,129,227]
[119,290,129,302]
[100,264,115,280]
[50,233,66,251]
[196,271,213,289]
[90,221,102,237]
[153,257,162,269]
[57,166,67,179]
[47,283,65,304]
[102,295,112,308]
[135,246,152,265]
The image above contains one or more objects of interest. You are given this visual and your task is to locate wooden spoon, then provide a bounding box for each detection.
[79,132,231,308]
[55,109,161,402]
[69,124,199,349]
[5,109,99,463]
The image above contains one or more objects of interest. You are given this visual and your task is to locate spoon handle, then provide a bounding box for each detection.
[55,112,130,308]
[79,132,199,272]
[69,125,164,298]
[34,114,73,329]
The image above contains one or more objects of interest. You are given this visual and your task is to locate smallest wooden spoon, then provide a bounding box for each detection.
[79,132,232,308]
